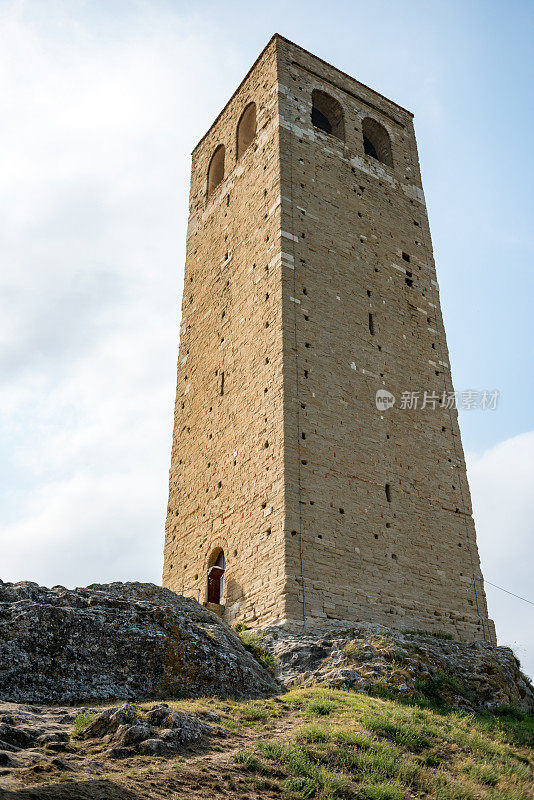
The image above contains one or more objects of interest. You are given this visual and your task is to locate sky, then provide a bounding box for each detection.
[0,0,533,676]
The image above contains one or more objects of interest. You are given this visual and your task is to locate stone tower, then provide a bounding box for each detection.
[163,35,496,643]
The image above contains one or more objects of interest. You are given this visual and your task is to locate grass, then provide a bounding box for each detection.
[238,629,276,673]
[226,688,534,800]
[72,711,98,736]
[31,686,534,800]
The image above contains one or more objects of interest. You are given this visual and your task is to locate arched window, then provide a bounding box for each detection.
[311,89,345,141]
[362,118,393,168]
[207,145,225,197]
[236,102,256,161]
[207,549,225,604]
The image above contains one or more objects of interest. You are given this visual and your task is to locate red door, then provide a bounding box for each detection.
[207,551,225,604]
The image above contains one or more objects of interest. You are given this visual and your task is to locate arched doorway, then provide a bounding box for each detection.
[207,550,225,604]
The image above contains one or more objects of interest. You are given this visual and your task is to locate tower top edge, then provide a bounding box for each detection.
[191,33,413,156]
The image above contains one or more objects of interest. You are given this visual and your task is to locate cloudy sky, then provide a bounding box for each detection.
[1,0,533,676]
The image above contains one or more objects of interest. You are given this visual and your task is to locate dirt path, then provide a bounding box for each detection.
[0,700,295,800]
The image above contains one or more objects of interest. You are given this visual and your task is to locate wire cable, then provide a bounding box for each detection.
[484,581,534,606]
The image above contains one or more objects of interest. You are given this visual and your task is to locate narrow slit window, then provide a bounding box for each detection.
[368,313,375,336]
[385,483,392,502]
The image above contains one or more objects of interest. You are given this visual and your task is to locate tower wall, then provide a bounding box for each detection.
[163,39,287,626]
[163,35,495,643]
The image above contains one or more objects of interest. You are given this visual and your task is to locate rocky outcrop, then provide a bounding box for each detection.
[0,581,279,703]
[0,699,225,784]
[260,621,534,712]
[77,702,225,758]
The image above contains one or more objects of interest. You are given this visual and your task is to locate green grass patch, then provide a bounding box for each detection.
[72,711,98,737]
[244,688,532,800]
[306,699,337,717]
[239,630,276,673]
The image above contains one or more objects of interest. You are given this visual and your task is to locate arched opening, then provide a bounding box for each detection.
[207,145,225,197]
[236,102,256,161]
[207,549,225,604]
[311,89,344,141]
[362,118,393,167]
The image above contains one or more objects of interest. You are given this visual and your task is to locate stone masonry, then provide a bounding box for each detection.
[163,35,496,644]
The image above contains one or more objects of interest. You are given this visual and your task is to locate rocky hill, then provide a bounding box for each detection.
[0,580,533,799]
[0,581,278,703]
[1,580,532,715]
[260,621,534,713]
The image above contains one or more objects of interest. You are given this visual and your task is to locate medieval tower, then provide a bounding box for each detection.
[163,35,496,643]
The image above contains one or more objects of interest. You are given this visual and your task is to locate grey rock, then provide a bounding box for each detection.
[0,724,34,749]
[138,738,166,756]
[36,732,69,745]
[115,723,154,746]
[0,580,279,703]
[0,752,14,767]
[78,702,218,758]
[106,746,131,759]
[260,620,534,713]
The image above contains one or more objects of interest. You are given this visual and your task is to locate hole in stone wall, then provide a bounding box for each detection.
[368,313,375,336]
[402,252,410,262]
[385,483,392,502]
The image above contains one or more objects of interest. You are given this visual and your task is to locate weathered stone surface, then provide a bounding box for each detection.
[79,702,221,758]
[0,580,279,704]
[261,621,534,712]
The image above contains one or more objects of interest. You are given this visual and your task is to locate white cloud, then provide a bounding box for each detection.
[467,431,534,680]
[0,4,230,587]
